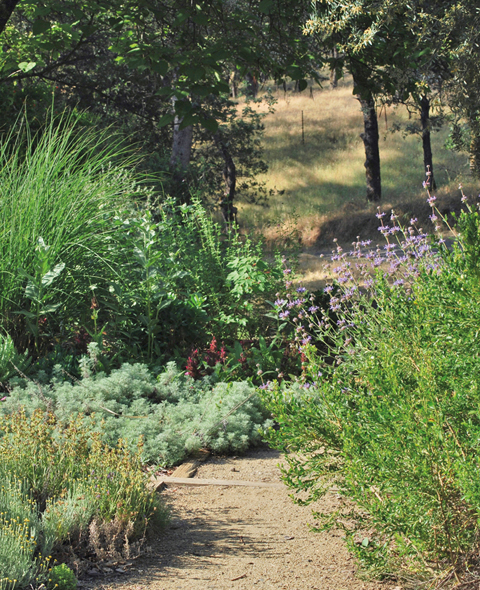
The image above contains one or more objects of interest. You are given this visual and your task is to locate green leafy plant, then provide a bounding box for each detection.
[0,333,30,385]
[0,111,146,353]
[47,564,77,590]
[16,237,65,353]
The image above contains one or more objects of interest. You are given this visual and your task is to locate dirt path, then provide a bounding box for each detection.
[89,447,394,590]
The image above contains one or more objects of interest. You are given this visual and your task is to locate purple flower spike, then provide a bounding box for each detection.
[427,195,437,206]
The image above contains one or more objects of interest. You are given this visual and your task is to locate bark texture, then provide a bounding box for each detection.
[229,70,238,99]
[469,114,480,179]
[358,92,381,202]
[170,116,193,171]
[0,0,19,35]
[245,72,258,99]
[420,95,436,189]
[330,48,338,89]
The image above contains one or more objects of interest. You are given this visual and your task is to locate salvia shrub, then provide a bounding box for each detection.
[261,190,480,584]
[3,354,272,466]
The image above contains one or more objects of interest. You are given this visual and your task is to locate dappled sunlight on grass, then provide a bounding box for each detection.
[239,76,471,246]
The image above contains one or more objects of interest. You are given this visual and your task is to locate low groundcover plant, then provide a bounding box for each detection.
[2,356,273,466]
[261,188,480,586]
[0,409,167,589]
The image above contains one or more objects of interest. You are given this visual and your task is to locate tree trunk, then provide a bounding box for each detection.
[469,114,480,179]
[420,95,436,190]
[357,91,381,202]
[330,48,338,89]
[170,95,193,171]
[0,0,20,35]
[245,72,258,99]
[229,70,238,99]
[214,133,237,225]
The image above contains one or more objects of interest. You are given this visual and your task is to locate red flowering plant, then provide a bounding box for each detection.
[186,335,302,384]
[186,337,228,379]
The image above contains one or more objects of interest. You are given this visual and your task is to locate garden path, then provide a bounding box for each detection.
[89,446,395,590]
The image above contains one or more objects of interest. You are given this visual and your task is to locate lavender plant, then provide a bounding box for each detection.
[262,187,480,584]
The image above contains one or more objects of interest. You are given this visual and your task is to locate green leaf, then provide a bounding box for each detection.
[32,19,51,36]
[298,79,308,91]
[192,13,209,25]
[173,11,189,26]
[151,60,168,75]
[156,87,172,96]
[25,283,39,301]
[157,113,175,127]
[41,263,65,288]
[361,538,369,547]
[258,0,274,14]
[199,117,218,133]
[18,62,36,73]
[40,303,61,314]
[179,112,198,128]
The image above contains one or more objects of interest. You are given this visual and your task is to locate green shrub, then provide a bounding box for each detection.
[47,564,77,590]
[262,201,480,583]
[0,110,287,365]
[3,359,272,466]
[104,197,286,362]
[0,333,30,384]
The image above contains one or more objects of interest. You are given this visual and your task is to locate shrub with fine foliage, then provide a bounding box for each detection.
[3,358,272,466]
[262,195,480,584]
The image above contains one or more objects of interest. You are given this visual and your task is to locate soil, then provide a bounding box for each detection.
[88,446,396,590]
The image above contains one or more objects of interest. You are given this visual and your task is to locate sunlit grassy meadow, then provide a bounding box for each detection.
[239,76,472,247]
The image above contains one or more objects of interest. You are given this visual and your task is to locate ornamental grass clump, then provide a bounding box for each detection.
[0,111,145,354]
[262,187,480,586]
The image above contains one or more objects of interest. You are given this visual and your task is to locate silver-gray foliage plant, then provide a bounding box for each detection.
[3,361,272,466]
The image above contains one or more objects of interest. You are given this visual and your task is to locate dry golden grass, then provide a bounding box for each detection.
[238,76,477,248]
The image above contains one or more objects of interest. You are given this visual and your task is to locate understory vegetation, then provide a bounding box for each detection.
[1,0,480,587]
[0,64,479,590]
[0,114,295,587]
[1,108,480,588]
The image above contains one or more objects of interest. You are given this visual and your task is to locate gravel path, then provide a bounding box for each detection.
[90,446,393,590]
